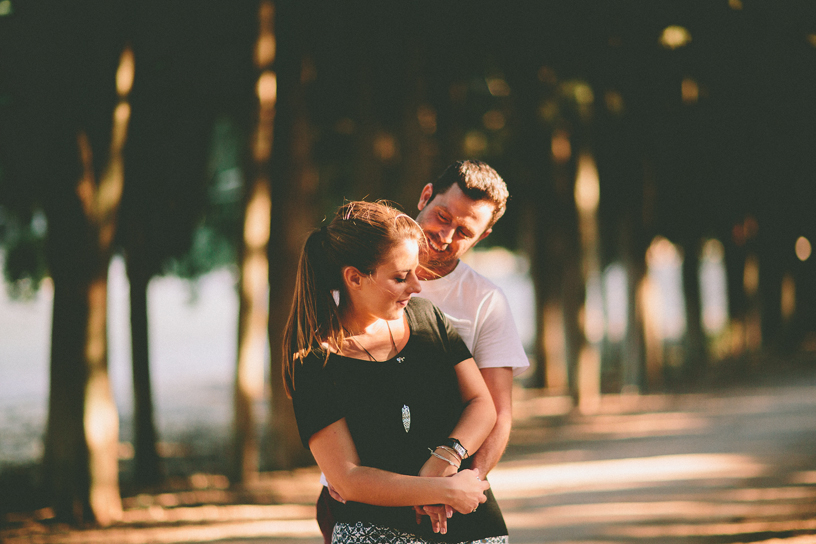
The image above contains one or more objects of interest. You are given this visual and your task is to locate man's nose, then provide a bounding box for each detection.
[438,226,454,243]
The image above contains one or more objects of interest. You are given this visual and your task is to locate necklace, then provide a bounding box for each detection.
[352,320,397,362]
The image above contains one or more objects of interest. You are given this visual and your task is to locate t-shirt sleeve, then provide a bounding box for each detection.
[471,289,530,376]
[291,353,345,448]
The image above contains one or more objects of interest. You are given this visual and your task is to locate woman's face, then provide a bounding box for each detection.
[355,238,422,322]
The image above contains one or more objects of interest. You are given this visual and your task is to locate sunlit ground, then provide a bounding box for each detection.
[5,374,816,544]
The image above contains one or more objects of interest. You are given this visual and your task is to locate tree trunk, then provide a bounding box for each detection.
[126,240,162,488]
[41,39,131,521]
[43,129,125,524]
[232,0,275,484]
[266,0,318,469]
[233,178,271,482]
[681,238,708,384]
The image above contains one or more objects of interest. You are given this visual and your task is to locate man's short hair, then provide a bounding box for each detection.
[429,160,509,229]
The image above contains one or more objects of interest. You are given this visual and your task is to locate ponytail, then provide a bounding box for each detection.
[282,201,426,397]
[282,226,344,397]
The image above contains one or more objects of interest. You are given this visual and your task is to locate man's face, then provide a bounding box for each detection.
[415,183,494,278]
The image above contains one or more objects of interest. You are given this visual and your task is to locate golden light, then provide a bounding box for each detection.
[729,0,743,10]
[486,77,510,97]
[681,78,699,104]
[551,130,571,163]
[482,110,506,131]
[0,0,12,16]
[373,132,397,161]
[781,273,795,320]
[795,236,811,261]
[807,34,816,48]
[464,130,488,155]
[604,90,624,114]
[489,453,765,499]
[416,105,437,134]
[659,25,692,50]
[572,82,594,106]
[256,71,277,106]
[574,154,600,213]
[254,0,275,67]
[116,46,135,97]
[743,254,759,295]
[244,184,271,248]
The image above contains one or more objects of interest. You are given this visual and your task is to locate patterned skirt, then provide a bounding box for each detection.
[332,521,509,544]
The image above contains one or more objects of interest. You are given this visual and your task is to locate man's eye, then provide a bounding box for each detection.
[396,276,407,283]
[438,212,450,223]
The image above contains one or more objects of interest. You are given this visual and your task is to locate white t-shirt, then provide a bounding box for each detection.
[418,261,529,377]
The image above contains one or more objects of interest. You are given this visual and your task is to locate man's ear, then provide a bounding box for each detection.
[477,228,492,243]
[417,183,434,212]
[342,266,367,291]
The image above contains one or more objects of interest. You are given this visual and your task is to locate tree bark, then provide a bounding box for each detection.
[126,238,162,488]
[266,0,318,469]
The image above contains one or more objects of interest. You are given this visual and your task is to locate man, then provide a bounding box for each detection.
[316,160,529,542]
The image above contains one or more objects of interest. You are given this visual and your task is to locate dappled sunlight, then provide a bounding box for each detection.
[504,498,816,529]
[490,453,767,499]
[3,517,321,544]
[611,517,816,540]
[567,411,710,439]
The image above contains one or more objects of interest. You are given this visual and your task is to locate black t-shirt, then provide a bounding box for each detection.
[292,297,507,542]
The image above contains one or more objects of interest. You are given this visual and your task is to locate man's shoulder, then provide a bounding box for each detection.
[448,261,502,293]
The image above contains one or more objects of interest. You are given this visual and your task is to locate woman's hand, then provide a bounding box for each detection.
[414,454,458,533]
[445,469,489,515]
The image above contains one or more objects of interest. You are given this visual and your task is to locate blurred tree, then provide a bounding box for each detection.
[233,0,272,482]
[119,0,255,488]
[0,0,128,525]
[266,0,320,469]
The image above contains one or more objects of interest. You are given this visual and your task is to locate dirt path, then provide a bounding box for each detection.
[5,364,816,544]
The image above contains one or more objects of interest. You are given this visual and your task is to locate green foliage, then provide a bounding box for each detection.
[163,116,245,281]
[0,208,48,300]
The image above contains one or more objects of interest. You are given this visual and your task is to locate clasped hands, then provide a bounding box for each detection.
[325,456,489,536]
[413,454,488,535]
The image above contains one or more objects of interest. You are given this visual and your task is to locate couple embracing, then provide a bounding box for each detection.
[284,161,529,544]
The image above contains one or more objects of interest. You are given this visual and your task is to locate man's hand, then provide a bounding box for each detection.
[414,504,453,533]
[413,449,460,533]
[326,481,346,504]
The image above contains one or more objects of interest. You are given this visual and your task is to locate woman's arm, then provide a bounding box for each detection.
[309,417,489,514]
[413,357,497,529]
[444,357,498,455]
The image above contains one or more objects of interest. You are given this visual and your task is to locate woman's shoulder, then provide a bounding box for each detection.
[408,297,456,343]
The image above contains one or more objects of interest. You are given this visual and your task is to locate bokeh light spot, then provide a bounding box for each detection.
[795,236,811,261]
[660,26,692,49]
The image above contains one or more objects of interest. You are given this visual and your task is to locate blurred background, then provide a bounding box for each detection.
[2,0,816,528]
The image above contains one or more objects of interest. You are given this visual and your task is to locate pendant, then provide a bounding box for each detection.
[402,405,411,433]
[396,356,405,363]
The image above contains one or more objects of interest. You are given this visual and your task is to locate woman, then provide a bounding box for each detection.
[283,201,509,544]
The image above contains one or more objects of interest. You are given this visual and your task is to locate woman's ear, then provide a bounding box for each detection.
[341,266,367,291]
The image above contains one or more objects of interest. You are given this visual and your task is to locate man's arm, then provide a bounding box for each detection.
[468,367,513,476]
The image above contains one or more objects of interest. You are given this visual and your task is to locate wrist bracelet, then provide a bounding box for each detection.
[436,445,462,462]
[428,448,460,468]
[443,438,468,459]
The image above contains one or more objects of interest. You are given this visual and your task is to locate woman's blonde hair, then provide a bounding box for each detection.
[283,201,425,396]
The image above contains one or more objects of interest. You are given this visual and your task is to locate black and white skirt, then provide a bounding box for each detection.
[332,521,509,544]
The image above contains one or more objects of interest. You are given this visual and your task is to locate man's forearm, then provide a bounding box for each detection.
[468,411,511,476]
[469,366,514,476]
